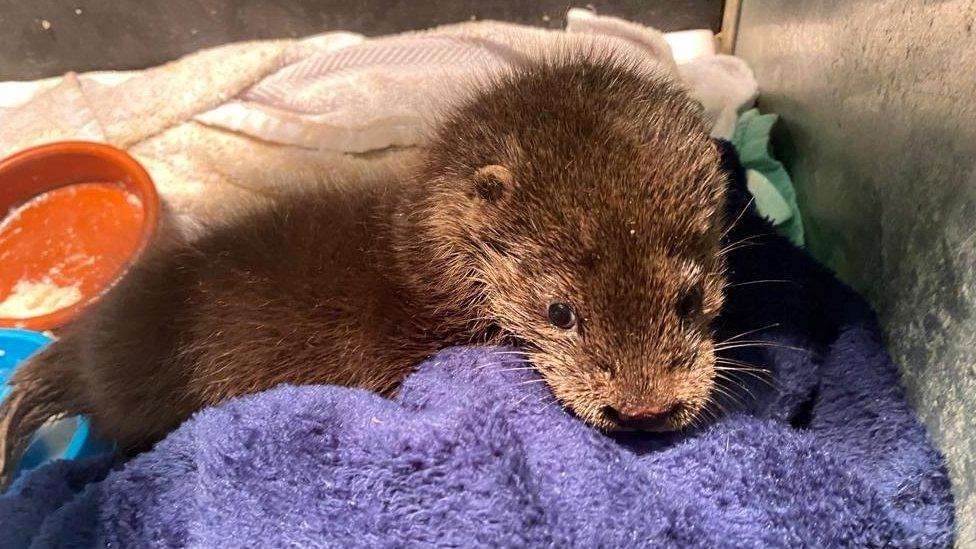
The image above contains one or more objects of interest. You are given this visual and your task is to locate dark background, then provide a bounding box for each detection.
[0,0,723,80]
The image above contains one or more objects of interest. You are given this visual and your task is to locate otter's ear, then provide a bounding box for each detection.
[470,165,516,204]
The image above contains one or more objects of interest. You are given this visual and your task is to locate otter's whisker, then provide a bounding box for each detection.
[735,370,781,391]
[519,379,549,386]
[715,357,776,376]
[718,242,762,256]
[715,362,782,391]
[493,367,540,373]
[717,323,782,344]
[716,338,802,348]
[714,365,771,374]
[693,402,712,425]
[715,356,771,370]
[688,403,714,431]
[725,279,798,289]
[704,394,729,418]
[701,404,720,424]
[715,366,772,378]
[709,384,746,409]
[535,398,563,416]
[722,196,756,238]
[475,365,533,378]
[719,234,764,255]
[698,406,718,429]
[512,392,538,409]
[714,341,809,354]
[715,372,758,401]
[470,360,511,374]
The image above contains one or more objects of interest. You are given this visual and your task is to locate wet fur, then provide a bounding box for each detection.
[0,52,726,485]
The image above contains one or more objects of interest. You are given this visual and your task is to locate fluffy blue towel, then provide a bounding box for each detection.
[0,143,954,547]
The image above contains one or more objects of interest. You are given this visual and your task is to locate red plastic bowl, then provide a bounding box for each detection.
[0,141,159,331]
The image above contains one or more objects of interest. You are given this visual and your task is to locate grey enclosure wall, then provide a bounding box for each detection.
[734,1,976,544]
[0,0,722,80]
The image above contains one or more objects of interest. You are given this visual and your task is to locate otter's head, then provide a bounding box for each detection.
[405,56,728,431]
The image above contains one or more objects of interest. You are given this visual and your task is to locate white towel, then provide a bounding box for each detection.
[0,10,757,233]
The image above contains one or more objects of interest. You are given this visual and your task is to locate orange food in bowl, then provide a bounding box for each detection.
[0,142,159,331]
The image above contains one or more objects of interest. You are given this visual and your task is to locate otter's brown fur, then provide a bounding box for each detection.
[0,52,727,485]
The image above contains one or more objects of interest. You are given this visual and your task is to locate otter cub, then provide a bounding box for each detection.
[0,53,727,484]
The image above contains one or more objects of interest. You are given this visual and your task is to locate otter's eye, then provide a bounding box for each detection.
[547,302,577,329]
[676,286,704,318]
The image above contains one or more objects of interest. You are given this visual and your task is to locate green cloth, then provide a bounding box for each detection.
[731,109,805,247]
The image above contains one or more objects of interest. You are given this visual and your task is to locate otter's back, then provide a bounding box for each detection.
[70,181,420,448]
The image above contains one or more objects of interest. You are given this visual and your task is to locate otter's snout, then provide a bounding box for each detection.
[603,403,679,432]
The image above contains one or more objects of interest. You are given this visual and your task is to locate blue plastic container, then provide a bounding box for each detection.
[0,328,109,480]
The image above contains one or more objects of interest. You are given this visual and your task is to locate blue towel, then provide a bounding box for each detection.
[0,142,954,547]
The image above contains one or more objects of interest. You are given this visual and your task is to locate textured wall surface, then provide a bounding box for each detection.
[735,1,976,544]
[0,0,722,80]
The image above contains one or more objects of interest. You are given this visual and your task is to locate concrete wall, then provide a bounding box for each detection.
[735,1,976,544]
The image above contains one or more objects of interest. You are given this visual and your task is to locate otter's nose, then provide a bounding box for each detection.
[605,404,676,431]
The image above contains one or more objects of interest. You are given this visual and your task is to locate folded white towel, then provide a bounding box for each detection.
[0,10,757,232]
[194,9,687,153]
